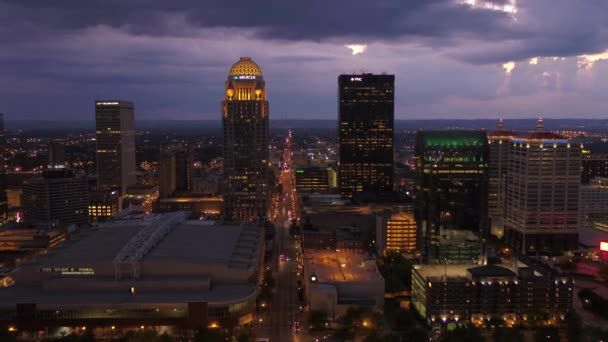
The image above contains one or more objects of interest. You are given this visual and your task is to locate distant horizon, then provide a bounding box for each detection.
[5,117,608,123]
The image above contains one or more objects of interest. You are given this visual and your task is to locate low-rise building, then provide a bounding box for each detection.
[376,210,417,255]
[295,167,337,193]
[158,196,222,216]
[411,261,573,328]
[303,250,384,320]
[0,226,66,252]
[0,212,264,332]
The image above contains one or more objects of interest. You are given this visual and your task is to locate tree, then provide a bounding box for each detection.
[384,299,415,331]
[377,251,413,292]
[440,325,485,342]
[309,310,328,330]
[363,331,383,342]
[333,327,355,341]
[43,331,96,342]
[566,312,584,342]
[193,328,229,342]
[402,327,429,342]
[493,327,523,342]
[534,326,560,342]
[237,331,256,342]
[0,329,18,342]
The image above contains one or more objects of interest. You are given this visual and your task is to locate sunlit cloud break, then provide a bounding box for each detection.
[345,44,368,55]
[458,0,518,14]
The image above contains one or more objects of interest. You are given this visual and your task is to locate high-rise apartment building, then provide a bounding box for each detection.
[22,169,89,226]
[222,57,269,221]
[338,74,394,197]
[95,100,136,195]
[487,118,517,238]
[415,130,489,261]
[504,119,581,254]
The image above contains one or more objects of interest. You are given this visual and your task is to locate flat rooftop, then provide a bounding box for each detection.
[0,212,263,308]
[305,250,381,283]
[36,213,261,269]
[414,264,519,282]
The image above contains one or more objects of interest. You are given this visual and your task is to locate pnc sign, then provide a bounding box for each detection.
[350,77,362,81]
[233,75,257,80]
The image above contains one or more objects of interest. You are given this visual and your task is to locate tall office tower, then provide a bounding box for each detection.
[487,118,517,238]
[159,152,176,198]
[338,74,394,197]
[222,57,269,221]
[504,119,582,254]
[175,146,194,192]
[95,100,136,195]
[48,140,66,168]
[415,131,489,262]
[22,169,89,226]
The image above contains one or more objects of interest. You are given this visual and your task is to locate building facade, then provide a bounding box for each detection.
[295,167,337,193]
[376,210,417,255]
[579,177,608,230]
[159,152,176,198]
[411,262,573,328]
[88,189,120,223]
[487,119,517,238]
[504,119,581,254]
[415,130,489,261]
[222,57,269,221]
[581,152,608,184]
[338,74,394,197]
[22,169,89,226]
[95,100,136,195]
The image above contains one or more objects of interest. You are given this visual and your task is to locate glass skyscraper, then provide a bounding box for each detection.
[338,74,394,197]
[415,130,489,261]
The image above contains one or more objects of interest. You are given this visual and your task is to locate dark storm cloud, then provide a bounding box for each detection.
[1,0,608,120]
[2,0,608,64]
[1,1,513,40]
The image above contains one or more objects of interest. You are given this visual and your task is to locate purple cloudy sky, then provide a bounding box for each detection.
[1,0,608,120]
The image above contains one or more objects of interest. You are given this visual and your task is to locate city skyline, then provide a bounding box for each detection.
[2,1,608,120]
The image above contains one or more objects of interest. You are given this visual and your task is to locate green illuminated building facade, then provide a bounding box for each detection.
[295,167,337,193]
[415,130,489,262]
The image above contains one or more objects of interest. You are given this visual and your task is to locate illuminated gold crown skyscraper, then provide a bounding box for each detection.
[222,57,269,221]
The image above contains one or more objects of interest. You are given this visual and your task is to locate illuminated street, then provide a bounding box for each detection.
[256,130,306,341]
